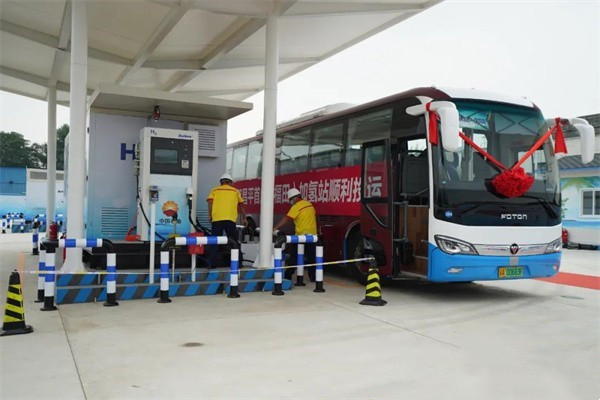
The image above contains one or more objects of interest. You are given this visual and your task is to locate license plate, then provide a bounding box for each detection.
[498,267,524,278]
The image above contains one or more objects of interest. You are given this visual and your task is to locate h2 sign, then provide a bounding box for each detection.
[120,143,136,161]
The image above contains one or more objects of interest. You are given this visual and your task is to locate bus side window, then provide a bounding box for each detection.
[246,141,262,179]
[310,123,344,169]
[225,147,233,175]
[347,108,393,166]
[280,129,310,175]
[231,145,248,181]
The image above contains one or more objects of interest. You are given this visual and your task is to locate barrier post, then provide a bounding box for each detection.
[41,246,57,311]
[314,242,325,293]
[158,251,171,303]
[272,246,284,296]
[103,252,118,307]
[295,243,306,286]
[228,248,240,298]
[35,248,46,303]
[31,225,39,255]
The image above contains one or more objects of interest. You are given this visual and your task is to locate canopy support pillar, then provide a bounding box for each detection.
[258,14,279,268]
[62,0,87,272]
[46,86,57,225]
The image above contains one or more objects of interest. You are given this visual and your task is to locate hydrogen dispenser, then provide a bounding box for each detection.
[136,127,198,240]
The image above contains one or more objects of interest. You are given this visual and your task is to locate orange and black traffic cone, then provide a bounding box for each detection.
[359,266,387,306]
[1,271,33,336]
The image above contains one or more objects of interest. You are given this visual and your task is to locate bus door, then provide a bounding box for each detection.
[360,139,393,276]
[395,136,429,277]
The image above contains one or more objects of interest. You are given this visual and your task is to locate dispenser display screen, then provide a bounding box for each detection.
[150,137,193,175]
[154,149,178,165]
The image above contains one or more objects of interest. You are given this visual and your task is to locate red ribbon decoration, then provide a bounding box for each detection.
[425,102,438,146]
[427,106,567,197]
[458,132,506,171]
[553,117,567,155]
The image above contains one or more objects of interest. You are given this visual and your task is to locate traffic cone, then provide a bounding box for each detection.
[1,271,33,336]
[359,267,387,306]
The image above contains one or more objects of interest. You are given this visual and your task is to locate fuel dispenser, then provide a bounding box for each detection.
[136,128,199,241]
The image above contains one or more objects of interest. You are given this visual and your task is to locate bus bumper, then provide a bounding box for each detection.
[427,243,561,282]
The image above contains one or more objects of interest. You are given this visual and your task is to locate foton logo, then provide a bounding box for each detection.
[501,214,528,220]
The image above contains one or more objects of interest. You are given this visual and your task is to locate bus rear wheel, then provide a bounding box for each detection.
[347,232,370,285]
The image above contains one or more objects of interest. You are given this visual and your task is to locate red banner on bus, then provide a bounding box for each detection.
[234,165,362,216]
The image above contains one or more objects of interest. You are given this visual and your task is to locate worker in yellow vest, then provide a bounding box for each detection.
[273,188,318,281]
[207,173,246,266]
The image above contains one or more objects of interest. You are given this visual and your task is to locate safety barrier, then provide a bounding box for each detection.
[273,234,325,295]
[31,224,39,255]
[40,238,117,310]
[160,236,239,302]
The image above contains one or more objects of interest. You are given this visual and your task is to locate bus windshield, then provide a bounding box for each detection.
[433,100,560,227]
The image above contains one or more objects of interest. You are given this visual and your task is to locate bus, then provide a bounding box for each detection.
[227,87,595,283]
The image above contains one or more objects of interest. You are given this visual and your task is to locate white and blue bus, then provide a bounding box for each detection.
[228,87,595,283]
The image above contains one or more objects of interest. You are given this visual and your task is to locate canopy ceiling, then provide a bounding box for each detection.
[0,0,442,107]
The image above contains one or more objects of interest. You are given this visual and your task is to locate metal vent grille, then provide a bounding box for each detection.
[100,207,129,239]
[29,171,65,181]
[194,126,219,157]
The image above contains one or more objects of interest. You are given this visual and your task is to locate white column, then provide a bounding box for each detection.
[62,0,87,272]
[258,14,279,268]
[46,86,57,224]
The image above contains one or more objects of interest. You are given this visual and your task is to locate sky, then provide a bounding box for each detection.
[0,0,598,146]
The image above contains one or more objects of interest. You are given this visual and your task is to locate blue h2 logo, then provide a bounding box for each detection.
[120,143,136,160]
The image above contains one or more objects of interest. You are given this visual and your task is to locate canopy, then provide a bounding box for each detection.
[0,0,442,106]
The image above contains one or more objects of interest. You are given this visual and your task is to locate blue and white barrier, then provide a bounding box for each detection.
[285,234,319,244]
[31,226,39,255]
[35,249,46,303]
[228,249,240,298]
[105,253,118,307]
[160,235,238,302]
[59,238,103,248]
[40,248,57,311]
[274,234,324,294]
[314,245,325,293]
[174,235,229,246]
[40,238,116,309]
[158,251,171,303]
[296,244,306,286]
[273,247,284,296]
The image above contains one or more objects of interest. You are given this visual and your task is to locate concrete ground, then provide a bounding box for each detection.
[1,233,598,400]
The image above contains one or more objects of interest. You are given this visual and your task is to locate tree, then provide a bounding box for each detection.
[56,124,69,170]
[0,125,69,170]
[0,131,35,167]
[29,142,47,168]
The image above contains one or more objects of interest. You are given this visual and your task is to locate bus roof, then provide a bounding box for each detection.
[228,86,537,147]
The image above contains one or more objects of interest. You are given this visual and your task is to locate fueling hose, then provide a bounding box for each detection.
[186,195,211,235]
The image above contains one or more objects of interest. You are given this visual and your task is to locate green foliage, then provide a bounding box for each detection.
[56,124,69,170]
[0,131,40,168]
[0,124,69,169]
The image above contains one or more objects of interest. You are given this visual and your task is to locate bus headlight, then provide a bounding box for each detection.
[545,238,562,254]
[435,235,478,255]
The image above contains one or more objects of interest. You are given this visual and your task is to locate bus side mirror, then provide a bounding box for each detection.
[546,117,595,164]
[570,118,595,164]
[406,101,461,153]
